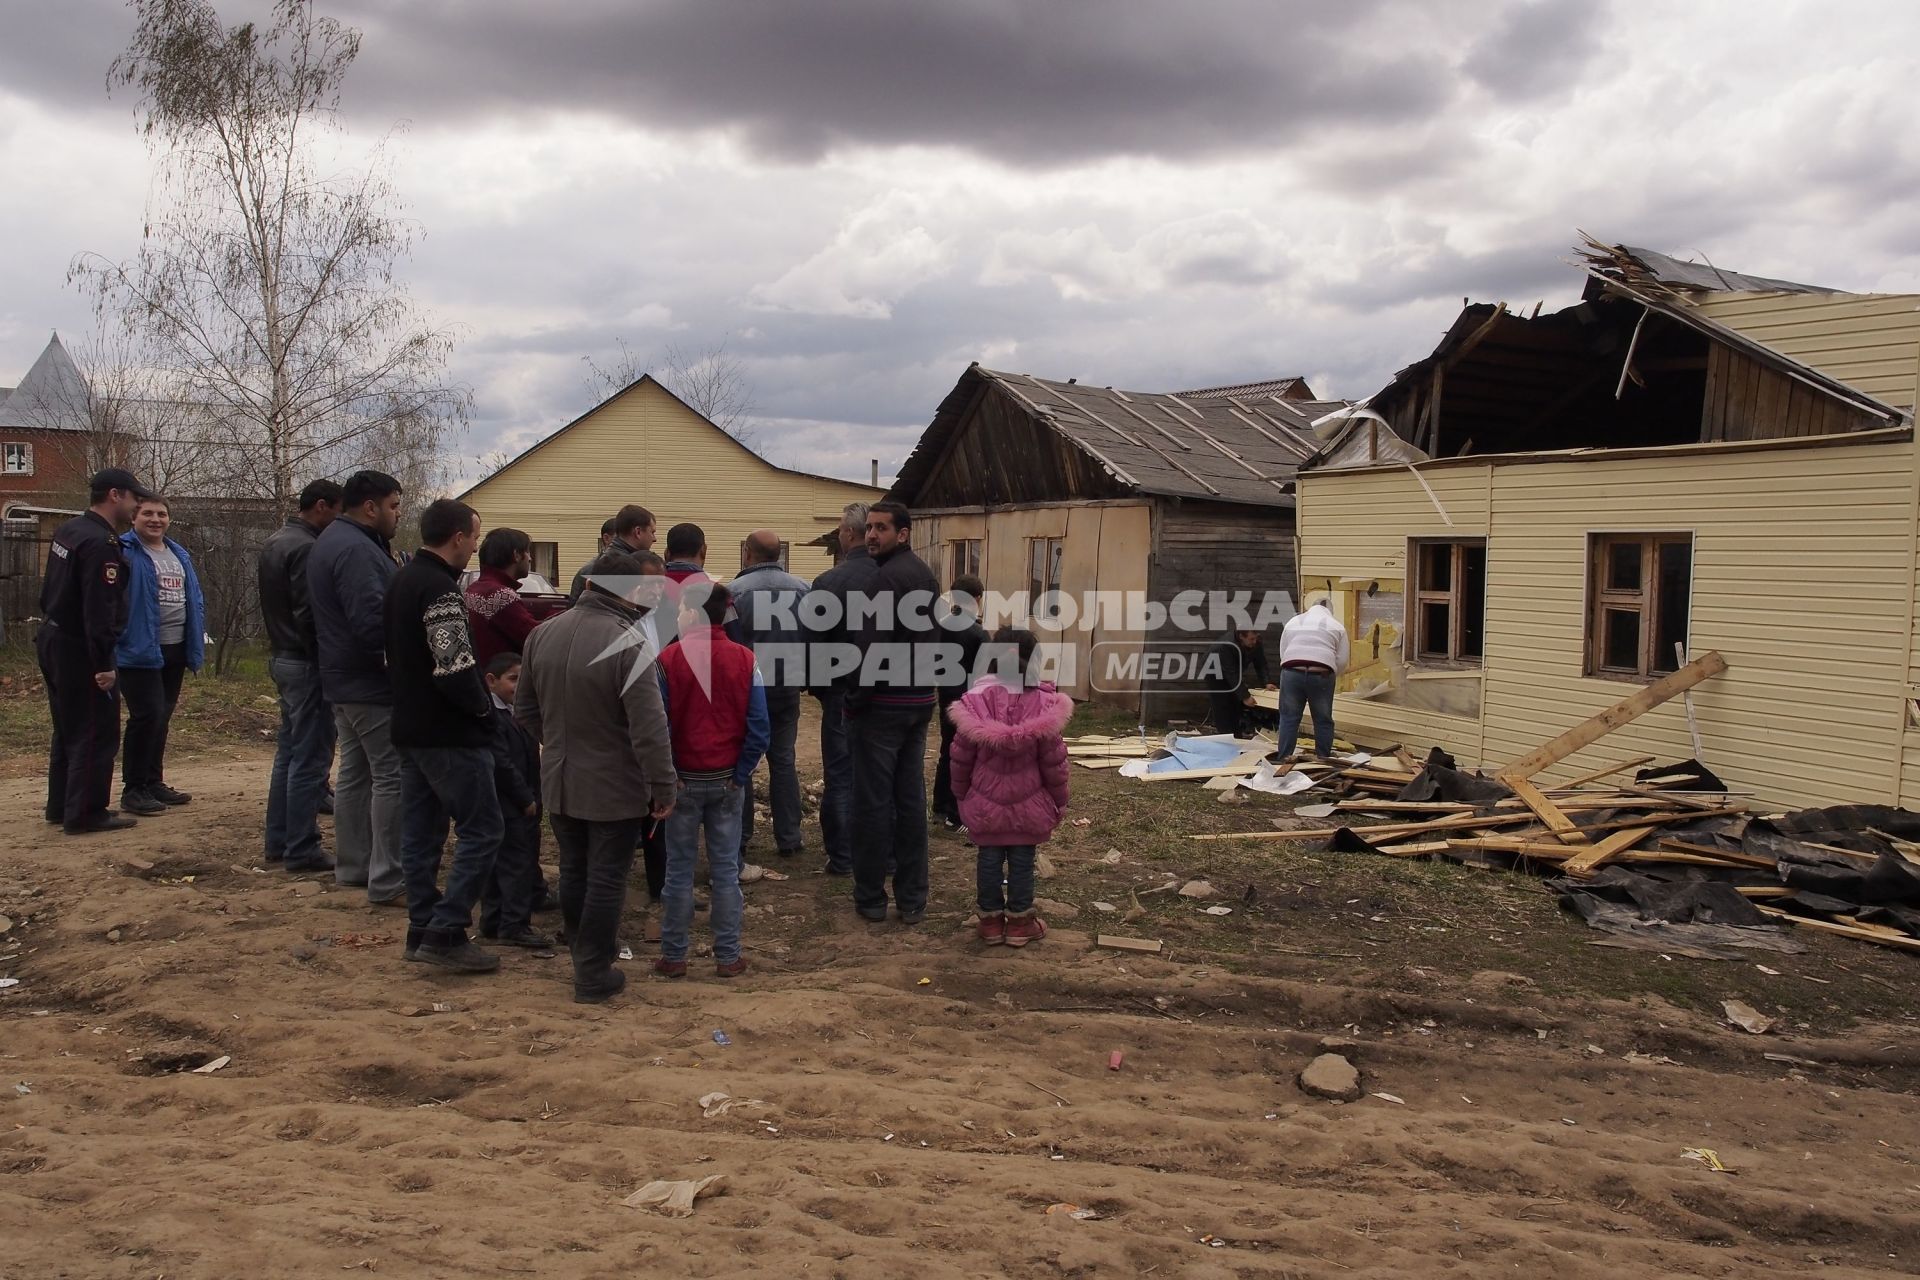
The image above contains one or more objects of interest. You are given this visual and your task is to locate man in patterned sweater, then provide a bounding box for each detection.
[384,498,502,974]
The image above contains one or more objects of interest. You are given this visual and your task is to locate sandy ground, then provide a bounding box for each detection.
[4,723,1920,1278]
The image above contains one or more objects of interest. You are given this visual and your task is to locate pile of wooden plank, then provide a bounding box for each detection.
[1189,651,1920,956]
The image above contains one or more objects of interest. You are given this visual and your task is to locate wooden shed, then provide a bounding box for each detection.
[888,364,1338,717]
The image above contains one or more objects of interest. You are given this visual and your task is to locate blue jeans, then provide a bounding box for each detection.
[850,702,932,917]
[334,702,404,900]
[977,844,1036,915]
[265,655,335,864]
[817,690,854,872]
[663,776,745,964]
[1278,667,1336,758]
[397,745,503,949]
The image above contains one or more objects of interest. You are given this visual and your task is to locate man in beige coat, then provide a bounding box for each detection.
[516,549,677,1003]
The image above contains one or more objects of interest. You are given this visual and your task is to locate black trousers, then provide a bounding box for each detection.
[38,629,120,824]
[850,702,932,917]
[640,814,666,901]
[480,809,542,937]
[931,700,961,822]
[120,642,187,792]
[553,812,642,995]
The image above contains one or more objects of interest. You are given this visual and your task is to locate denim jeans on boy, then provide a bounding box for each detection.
[1277,666,1337,758]
[396,745,502,950]
[265,654,335,865]
[550,813,641,995]
[817,690,854,873]
[662,776,745,965]
[976,844,1037,915]
[850,701,932,918]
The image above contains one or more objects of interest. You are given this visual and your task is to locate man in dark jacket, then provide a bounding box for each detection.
[1206,628,1276,738]
[932,574,989,829]
[258,478,341,871]
[567,504,653,603]
[846,500,941,924]
[38,468,146,834]
[308,470,405,903]
[385,498,499,973]
[807,503,874,876]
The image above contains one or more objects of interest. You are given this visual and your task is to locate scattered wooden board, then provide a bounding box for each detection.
[1496,651,1727,782]
[1505,776,1589,843]
[1754,906,1920,953]
[1558,825,1660,878]
[1557,755,1657,789]
[1094,934,1164,954]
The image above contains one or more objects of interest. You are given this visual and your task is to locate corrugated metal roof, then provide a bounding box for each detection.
[1176,376,1314,401]
[890,365,1332,508]
[1583,241,1832,296]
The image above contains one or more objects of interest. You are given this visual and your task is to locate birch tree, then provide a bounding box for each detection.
[70,0,465,512]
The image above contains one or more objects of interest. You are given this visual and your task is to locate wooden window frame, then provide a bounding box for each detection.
[947,537,982,587]
[1406,538,1485,668]
[1027,535,1064,610]
[1585,532,1693,681]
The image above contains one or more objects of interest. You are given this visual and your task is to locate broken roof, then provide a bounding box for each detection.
[1578,239,1833,297]
[890,365,1331,507]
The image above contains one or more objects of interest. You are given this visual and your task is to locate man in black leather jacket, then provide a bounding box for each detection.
[256,479,342,872]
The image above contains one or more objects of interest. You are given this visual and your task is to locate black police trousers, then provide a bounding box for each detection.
[38,629,122,825]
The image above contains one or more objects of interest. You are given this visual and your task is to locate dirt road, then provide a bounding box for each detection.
[3,741,1919,1278]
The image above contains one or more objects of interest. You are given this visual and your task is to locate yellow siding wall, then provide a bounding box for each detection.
[1694,292,1920,410]
[1301,439,1919,810]
[461,380,881,584]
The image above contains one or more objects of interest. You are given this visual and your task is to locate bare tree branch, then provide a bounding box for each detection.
[582,335,762,454]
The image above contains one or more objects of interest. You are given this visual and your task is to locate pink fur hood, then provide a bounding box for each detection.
[947,676,1074,748]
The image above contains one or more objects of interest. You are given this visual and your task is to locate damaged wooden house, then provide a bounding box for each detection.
[1293,242,1920,810]
[888,364,1342,714]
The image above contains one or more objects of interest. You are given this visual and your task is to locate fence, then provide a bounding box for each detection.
[0,523,50,641]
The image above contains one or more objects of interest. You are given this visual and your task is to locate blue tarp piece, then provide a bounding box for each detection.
[1147,737,1245,774]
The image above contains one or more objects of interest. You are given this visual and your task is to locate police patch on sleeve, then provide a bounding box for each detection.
[104,562,119,585]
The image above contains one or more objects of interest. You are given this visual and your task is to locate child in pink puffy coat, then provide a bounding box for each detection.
[948,628,1072,947]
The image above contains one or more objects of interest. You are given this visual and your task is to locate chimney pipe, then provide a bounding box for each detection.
[870,458,879,487]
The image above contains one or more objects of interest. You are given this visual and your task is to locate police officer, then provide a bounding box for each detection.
[39,468,150,833]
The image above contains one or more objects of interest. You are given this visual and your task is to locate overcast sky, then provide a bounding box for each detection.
[2,0,1916,486]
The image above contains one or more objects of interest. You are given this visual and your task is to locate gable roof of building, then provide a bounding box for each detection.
[890,364,1334,508]
[455,373,883,501]
[0,333,90,431]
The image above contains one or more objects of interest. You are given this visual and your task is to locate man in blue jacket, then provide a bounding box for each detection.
[730,529,811,862]
[308,470,405,904]
[114,495,205,816]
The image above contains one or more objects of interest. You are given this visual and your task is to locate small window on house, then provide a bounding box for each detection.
[738,538,789,571]
[2,443,32,476]
[1408,539,1486,664]
[947,538,982,587]
[528,541,558,583]
[1587,533,1692,679]
[1027,536,1064,622]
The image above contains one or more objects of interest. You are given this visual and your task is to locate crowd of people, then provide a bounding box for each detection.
[38,463,1346,1004]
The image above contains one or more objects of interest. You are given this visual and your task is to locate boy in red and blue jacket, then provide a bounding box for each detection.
[654,582,768,979]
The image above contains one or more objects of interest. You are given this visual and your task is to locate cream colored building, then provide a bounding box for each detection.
[1295,246,1920,810]
[458,376,882,584]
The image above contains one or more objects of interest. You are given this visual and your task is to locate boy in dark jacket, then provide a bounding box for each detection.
[479,652,552,949]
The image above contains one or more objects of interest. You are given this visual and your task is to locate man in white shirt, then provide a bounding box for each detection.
[1276,593,1350,760]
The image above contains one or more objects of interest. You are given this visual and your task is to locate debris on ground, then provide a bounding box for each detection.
[1722,1000,1775,1034]
[697,1091,764,1118]
[1681,1148,1736,1174]
[622,1173,728,1216]
[1189,653,1920,959]
[1094,934,1163,954]
[190,1055,232,1074]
